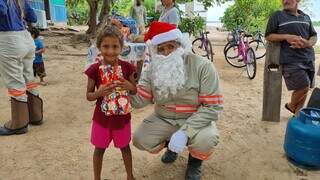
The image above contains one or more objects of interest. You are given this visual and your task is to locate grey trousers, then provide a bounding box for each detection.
[133,113,219,160]
[0,30,38,101]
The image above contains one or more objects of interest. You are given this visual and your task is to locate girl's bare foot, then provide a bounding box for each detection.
[40,81,48,86]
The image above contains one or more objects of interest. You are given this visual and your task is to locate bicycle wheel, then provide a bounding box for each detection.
[224,44,246,68]
[206,40,214,62]
[246,48,257,79]
[249,40,266,59]
[223,42,231,54]
[192,38,208,57]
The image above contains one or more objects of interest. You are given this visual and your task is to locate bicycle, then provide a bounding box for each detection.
[224,27,266,60]
[224,29,257,79]
[224,26,241,55]
[249,29,266,59]
[192,29,214,62]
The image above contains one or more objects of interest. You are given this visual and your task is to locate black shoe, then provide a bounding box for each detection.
[0,125,28,136]
[161,149,178,164]
[185,154,203,180]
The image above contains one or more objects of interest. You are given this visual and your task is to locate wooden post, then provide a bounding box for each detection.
[262,42,282,122]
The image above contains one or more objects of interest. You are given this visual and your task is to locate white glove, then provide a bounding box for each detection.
[168,130,188,154]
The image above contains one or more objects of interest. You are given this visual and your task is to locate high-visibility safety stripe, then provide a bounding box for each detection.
[199,94,223,105]
[137,85,153,100]
[188,147,214,160]
[8,88,26,97]
[26,82,38,90]
[164,104,199,113]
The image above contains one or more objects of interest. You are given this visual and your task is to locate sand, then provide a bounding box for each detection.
[1,28,320,180]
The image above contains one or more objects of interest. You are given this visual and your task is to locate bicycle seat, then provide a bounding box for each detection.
[205,31,210,34]
[244,34,253,37]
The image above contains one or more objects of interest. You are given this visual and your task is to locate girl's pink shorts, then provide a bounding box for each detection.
[91,120,131,149]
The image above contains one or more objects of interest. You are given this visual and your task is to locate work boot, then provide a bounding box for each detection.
[0,98,29,136]
[185,154,203,180]
[161,149,178,164]
[27,92,43,125]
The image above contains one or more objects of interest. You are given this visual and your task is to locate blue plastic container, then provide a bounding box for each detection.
[284,108,320,168]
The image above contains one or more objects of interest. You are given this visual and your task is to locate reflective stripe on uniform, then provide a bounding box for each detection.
[199,94,223,105]
[164,104,199,113]
[26,82,38,90]
[8,88,26,97]
[137,85,153,100]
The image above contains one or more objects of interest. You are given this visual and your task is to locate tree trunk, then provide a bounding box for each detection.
[97,0,111,29]
[86,0,99,35]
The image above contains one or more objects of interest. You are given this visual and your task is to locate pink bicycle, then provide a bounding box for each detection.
[224,29,257,79]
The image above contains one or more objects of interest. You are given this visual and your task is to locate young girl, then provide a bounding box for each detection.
[85,25,137,180]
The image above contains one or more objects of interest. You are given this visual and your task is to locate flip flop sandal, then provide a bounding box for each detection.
[285,103,295,114]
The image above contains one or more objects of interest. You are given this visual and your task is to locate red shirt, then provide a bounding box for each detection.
[85,60,135,129]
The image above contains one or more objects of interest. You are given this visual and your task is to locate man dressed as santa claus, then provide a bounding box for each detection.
[129,21,223,180]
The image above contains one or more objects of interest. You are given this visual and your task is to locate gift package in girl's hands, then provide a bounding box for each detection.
[99,64,132,116]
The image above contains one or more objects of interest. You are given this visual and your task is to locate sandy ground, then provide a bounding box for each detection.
[1,28,320,180]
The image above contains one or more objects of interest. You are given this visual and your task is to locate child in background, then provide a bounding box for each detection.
[130,0,147,34]
[30,28,47,85]
[85,25,137,180]
[85,41,102,71]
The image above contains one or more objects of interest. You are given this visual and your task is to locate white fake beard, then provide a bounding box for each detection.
[150,47,187,99]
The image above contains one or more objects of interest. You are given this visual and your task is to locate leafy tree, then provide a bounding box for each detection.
[313,21,320,26]
[111,0,133,16]
[85,0,229,35]
[220,0,312,33]
[176,0,229,10]
[220,0,282,33]
[66,0,89,25]
[85,0,114,35]
[179,15,206,36]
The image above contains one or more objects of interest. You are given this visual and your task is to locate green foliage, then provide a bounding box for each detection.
[315,45,320,54]
[313,21,320,26]
[66,0,89,25]
[143,0,160,25]
[177,0,228,10]
[111,0,133,17]
[144,0,155,13]
[146,11,161,26]
[178,15,206,36]
[220,0,282,33]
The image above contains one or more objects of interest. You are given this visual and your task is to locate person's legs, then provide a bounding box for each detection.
[161,148,178,164]
[27,91,43,125]
[40,76,45,83]
[91,121,112,180]
[186,123,219,180]
[0,31,33,135]
[35,62,47,85]
[93,147,105,180]
[0,98,29,135]
[33,63,37,78]
[23,44,39,96]
[283,64,313,115]
[133,114,179,153]
[22,37,45,125]
[287,86,309,116]
[113,121,134,179]
[139,25,145,35]
[120,145,135,180]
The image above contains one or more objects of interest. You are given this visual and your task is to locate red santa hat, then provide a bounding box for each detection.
[144,21,183,46]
